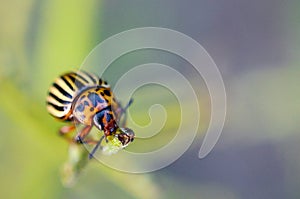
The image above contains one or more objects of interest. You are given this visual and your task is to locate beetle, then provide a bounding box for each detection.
[46,70,134,158]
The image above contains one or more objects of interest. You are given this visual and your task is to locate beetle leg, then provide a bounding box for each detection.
[74,125,93,143]
[81,139,97,145]
[122,98,133,126]
[115,98,133,126]
[89,135,105,159]
[59,125,76,134]
[58,125,76,143]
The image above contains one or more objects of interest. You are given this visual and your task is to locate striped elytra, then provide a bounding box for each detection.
[46,70,109,121]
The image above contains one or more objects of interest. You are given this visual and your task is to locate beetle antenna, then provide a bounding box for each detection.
[119,98,133,126]
[124,98,133,111]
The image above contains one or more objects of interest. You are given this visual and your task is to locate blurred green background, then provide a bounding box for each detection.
[1,0,300,199]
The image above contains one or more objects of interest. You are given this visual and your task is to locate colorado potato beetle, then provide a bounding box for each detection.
[46,70,134,158]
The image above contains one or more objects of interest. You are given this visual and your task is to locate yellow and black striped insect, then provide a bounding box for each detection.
[46,70,134,158]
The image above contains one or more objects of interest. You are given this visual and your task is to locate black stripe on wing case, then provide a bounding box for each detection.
[74,72,90,84]
[81,71,99,84]
[61,76,74,91]
[68,74,85,89]
[53,83,72,99]
[47,102,66,111]
[49,92,72,105]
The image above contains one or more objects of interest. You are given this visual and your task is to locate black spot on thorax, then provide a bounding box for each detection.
[103,89,111,96]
